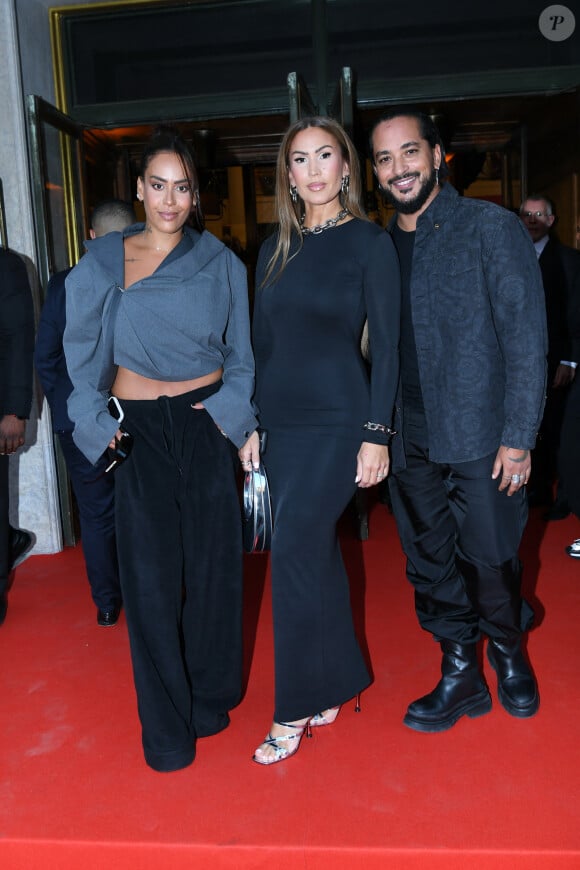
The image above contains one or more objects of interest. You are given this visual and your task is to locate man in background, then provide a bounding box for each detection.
[0,247,35,626]
[558,265,580,559]
[35,199,136,626]
[519,195,580,519]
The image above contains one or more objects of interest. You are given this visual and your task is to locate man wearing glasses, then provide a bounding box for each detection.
[520,195,580,519]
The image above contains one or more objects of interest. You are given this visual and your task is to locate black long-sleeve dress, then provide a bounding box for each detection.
[253,218,400,721]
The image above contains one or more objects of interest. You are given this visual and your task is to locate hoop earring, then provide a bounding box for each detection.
[341,175,350,196]
[290,185,298,203]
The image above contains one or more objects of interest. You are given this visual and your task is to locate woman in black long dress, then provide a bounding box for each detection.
[239,116,400,765]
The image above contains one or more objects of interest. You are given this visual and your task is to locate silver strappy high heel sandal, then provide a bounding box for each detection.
[253,719,312,766]
[309,707,340,727]
[310,692,361,728]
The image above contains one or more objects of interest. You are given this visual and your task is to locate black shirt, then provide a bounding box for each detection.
[391,222,424,415]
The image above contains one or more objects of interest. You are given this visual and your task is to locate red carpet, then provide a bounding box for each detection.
[1,502,579,869]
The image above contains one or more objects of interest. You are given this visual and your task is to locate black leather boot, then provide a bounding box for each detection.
[487,639,539,718]
[404,640,492,733]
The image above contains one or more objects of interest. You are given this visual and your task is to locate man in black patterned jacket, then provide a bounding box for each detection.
[370,109,547,733]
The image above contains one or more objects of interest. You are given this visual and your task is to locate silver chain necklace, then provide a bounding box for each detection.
[300,208,350,236]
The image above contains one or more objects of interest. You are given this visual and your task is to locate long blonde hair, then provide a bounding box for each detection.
[262,116,368,287]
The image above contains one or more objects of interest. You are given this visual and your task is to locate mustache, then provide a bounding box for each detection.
[388,172,420,187]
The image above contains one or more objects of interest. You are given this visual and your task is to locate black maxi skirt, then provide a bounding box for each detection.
[265,426,371,723]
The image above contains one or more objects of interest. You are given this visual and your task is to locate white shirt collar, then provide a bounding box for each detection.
[534,235,550,258]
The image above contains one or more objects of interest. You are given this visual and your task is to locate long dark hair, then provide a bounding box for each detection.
[139,125,204,231]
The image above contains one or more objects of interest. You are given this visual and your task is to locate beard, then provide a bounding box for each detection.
[380,166,438,215]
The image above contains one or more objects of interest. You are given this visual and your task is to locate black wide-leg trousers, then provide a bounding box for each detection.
[265,428,371,723]
[389,418,532,645]
[113,386,243,772]
[0,456,9,597]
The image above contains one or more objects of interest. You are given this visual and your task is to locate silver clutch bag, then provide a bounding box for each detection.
[242,462,273,553]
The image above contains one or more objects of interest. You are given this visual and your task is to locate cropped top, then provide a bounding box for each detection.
[63,224,257,464]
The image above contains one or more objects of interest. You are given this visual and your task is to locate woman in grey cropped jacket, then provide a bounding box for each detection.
[64,126,258,773]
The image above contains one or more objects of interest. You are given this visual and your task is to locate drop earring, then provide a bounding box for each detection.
[341,175,350,196]
[435,167,439,186]
[290,185,298,203]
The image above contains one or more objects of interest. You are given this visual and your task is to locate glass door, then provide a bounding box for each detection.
[26,95,89,545]
[26,95,87,298]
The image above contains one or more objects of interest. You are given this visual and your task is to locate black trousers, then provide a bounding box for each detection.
[113,385,243,772]
[559,374,580,519]
[58,432,121,610]
[532,372,570,503]
[0,456,9,597]
[389,414,532,645]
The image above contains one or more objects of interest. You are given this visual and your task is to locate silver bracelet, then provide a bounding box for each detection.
[363,421,397,437]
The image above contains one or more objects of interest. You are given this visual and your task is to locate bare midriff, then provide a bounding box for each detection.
[111,366,223,400]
